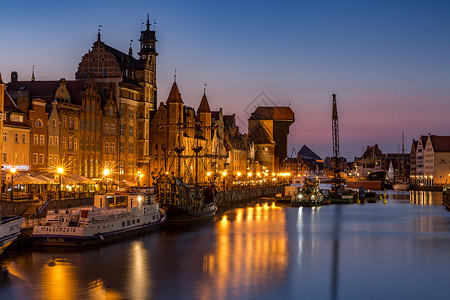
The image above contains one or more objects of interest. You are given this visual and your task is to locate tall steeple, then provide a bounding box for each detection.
[97,23,102,41]
[138,13,158,59]
[197,91,211,114]
[166,81,183,104]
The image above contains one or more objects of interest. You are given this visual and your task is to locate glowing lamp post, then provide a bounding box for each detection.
[137,171,144,187]
[222,171,227,190]
[237,172,241,188]
[103,168,110,193]
[10,167,17,202]
[57,167,64,199]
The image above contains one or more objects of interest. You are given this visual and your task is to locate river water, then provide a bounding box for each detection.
[1,190,449,300]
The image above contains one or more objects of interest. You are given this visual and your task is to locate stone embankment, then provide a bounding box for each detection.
[216,185,285,205]
[1,185,285,216]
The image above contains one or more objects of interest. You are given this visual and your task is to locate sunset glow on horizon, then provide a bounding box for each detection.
[1,0,449,160]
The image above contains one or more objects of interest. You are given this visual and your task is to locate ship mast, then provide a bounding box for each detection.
[192,123,203,185]
[174,113,185,178]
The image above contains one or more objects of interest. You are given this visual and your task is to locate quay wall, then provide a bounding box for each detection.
[0,200,30,216]
[2,185,285,216]
[216,185,285,205]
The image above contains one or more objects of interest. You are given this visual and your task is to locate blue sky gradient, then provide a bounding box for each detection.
[1,0,449,159]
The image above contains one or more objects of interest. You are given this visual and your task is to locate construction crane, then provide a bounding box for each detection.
[331,94,341,172]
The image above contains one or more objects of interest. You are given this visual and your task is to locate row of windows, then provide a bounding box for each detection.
[3,132,27,144]
[61,116,79,129]
[104,142,116,154]
[32,153,45,165]
[61,137,78,150]
[2,152,27,164]
[104,123,116,135]
[10,114,24,122]
[48,154,59,165]
[33,134,45,146]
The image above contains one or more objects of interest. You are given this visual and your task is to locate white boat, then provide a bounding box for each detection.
[393,183,410,191]
[0,216,24,255]
[31,191,166,247]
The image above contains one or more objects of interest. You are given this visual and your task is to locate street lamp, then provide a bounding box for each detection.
[236,172,241,188]
[103,168,110,193]
[10,167,16,202]
[57,167,64,199]
[222,171,227,190]
[137,171,143,187]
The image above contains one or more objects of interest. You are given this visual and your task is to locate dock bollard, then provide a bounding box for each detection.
[383,190,387,204]
[356,193,360,204]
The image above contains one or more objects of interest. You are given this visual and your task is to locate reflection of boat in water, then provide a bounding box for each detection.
[0,216,24,255]
[154,174,217,223]
[31,191,165,247]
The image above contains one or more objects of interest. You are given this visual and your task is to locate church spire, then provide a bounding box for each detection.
[138,13,157,59]
[97,23,102,41]
[129,39,133,57]
[197,87,211,114]
[166,81,183,104]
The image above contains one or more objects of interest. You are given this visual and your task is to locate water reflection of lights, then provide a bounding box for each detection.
[200,203,287,300]
[127,241,149,300]
[297,207,304,265]
[410,191,442,206]
[41,258,79,300]
[221,215,228,225]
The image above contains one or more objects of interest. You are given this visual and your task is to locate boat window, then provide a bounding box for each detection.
[137,219,140,223]
[132,220,135,224]
[127,220,130,226]
[122,221,125,227]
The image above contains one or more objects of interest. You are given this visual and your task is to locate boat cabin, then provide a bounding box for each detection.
[94,194,146,208]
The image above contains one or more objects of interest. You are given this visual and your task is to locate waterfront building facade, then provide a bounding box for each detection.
[2,92,30,172]
[75,18,157,184]
[423,134,450,186]
[248,106,295,172]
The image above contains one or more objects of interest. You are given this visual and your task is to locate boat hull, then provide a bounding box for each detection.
[393,183,410,191]
[329,195,354,204]
[0,216,24,255]
[31,215,166,247]
[163,204,217,223]
[346,180,384,190]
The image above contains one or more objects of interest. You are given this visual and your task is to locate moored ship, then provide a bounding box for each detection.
[154,174,217,223]
[296,178,324,207]
[0,216,24,255]
[31,191,166,247]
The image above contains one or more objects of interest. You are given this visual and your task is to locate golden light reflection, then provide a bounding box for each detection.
[127,241,150,300]
[199,203,287,300]
[236,209,243,223]
[41,259,79,300]
[410,191,442,206]
[221,215,228,225]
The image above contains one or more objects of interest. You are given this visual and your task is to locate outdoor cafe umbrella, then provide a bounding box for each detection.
[12,173,48,184]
